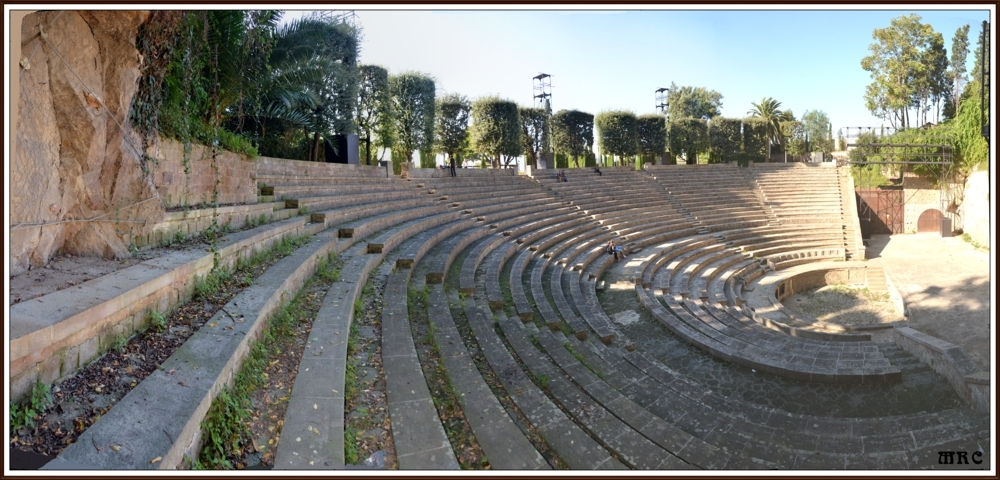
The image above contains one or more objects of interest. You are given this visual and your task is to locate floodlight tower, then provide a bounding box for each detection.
[533,73,552,113]
[656,87,670,165]
[534,74,553,168]
[655,87,669,115]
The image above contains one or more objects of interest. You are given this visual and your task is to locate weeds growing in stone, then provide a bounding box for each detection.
[9,382,53,431]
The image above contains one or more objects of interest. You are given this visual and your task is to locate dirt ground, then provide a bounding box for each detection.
[783,284,902,327]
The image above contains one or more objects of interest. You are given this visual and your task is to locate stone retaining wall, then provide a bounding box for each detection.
[894,327,990,415]
[255,156,385,178]
[148,137,257,208]
[959,170,989,247]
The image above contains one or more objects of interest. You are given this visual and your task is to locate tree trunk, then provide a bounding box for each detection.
[364,136,372,165]
[312,132,322,162]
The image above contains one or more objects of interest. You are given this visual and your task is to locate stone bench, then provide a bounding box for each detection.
[747,242,845,261]
[638,236,718,288]
[461,298,626,469]
[311,199,440,230]
[421,286,550,469]
[659,244,727,295]
[674,248,744,299]
[48,232,340,469]
[764,248,846,270]
[395,217,478,269]
[736,234,846,254]
[381,269,460,469]
[640,286,899,384]
[697,253,755,302]
[486,300,684,469]
[10,215,320,402]
[707,304,893,380]
[293,190,426,213]
[270,182,413,198]
[459,234,510,294]
[485,241,520,309]
[334,204,448,241]
[606,345,979,469]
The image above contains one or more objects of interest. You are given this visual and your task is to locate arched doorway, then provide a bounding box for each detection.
[917,208,942,233]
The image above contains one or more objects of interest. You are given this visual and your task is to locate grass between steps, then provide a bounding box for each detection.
[342,271,395,468]
[8,233,314,457]
[192,250,341,470]
[444,287,569,470]
[408,283,489,469]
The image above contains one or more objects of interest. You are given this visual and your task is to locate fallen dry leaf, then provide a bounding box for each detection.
[150,456,162,464]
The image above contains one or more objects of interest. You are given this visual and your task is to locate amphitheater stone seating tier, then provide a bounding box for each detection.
[22,163,989,471]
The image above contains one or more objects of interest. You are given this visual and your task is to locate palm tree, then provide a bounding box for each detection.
[230,14,359,161]
[748,97,784,162]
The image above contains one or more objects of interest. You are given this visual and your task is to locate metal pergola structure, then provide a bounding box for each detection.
[846,142,957,235]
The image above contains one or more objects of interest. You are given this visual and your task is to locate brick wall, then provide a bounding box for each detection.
[148,137,257,208]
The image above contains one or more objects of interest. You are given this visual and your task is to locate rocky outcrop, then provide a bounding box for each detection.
[12,11,163,275]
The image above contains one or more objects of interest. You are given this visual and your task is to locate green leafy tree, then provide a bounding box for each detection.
[158,11,281,156]
[518,107,548,169]
[665,83,724,120]
[551,109,594,168]
[435,94,472,168]
[668,118,709,164]
[916,31,950,125]
[595,110,638,165]
[861,14,941,129]
[635,114,666,164]
[742,118,768,162]
[708,117,742,163]
[356,65,394,165]
[946,24,971,118]
[470,96,522,168]
[389,72,436,166]
[780,121,807,157]
[747,97,785,161]
[801,110,834,153]
[970,21,990,94]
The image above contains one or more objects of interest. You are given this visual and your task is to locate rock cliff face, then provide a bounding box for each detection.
[12,11,163,275]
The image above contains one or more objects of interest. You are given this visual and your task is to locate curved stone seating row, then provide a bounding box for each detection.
[417,226,629,468]
[471,284,685,469]
[742,261,892,339]
[763,247,846,270]
[636,281,899,384]
[290,189,426,213]
[276,185,551,469]
[470,232,785,468]
[45,176,486,469]
[637,240,866,347]
[422,284,550,469]
[10,213,320,402]
[461,292,627,469]
[276,216,461,469]
[575,335,987,469]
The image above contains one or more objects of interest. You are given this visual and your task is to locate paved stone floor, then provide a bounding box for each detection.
[865,233,993,372]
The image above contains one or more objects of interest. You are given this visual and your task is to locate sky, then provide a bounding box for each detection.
[281,6,993,144]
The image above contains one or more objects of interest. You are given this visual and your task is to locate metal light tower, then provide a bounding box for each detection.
[533,74,553,169]
[655,87,669,115]
[656,87,670,165]
[533,73,552,112]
